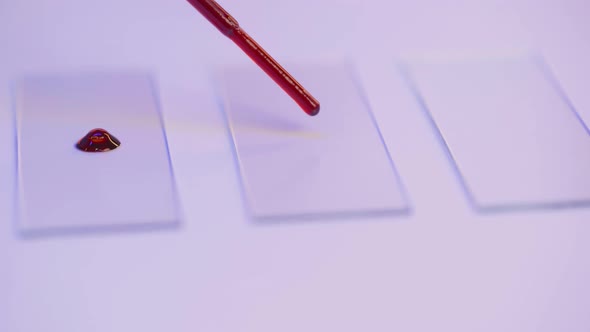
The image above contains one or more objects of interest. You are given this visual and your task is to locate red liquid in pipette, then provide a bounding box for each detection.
[186,0,320,116]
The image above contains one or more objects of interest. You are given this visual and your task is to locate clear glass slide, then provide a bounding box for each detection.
[218,63,410,220]
[15,72,180,234]
[403,56,590,212]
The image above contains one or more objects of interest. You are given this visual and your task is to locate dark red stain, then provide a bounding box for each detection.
[186,0,320,116]
[76,128,121,152]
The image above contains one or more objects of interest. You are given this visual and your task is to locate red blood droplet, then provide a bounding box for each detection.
[76,128,121,152]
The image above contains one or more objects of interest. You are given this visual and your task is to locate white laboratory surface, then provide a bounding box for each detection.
[1,0,590,331]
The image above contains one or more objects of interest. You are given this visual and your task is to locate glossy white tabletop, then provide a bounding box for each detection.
[1,0,590,331]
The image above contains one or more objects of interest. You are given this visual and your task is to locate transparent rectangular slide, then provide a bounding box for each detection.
[15,72,180,234]
[218,63,409,220]
[403,56,590,211]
